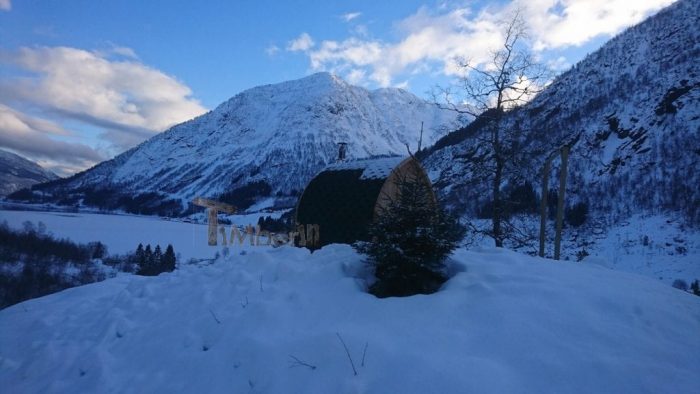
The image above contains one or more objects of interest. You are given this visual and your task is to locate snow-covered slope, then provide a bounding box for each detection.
[20,73,459,214]
[1,245,698,393]
[426,0,700,226]
[0,150,57,196]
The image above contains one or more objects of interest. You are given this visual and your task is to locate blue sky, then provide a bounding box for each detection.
[0,0,676,175]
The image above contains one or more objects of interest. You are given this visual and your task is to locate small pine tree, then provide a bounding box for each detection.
[135,243,144,261]
[135,243,145,272]
[162,244,176,272]
[145,244,153,262]
[138,244,154,276]
[89,241,107,259]
[690,280,700,296]
[354,175,465,297]
[153,245,163,268]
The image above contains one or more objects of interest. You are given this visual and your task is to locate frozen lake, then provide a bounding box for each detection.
[0,209,268,261]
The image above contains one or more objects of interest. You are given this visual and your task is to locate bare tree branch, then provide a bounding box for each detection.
[336,332,358,376]
[209,309,221,324]
[361,342,368,367]
[433,10,552,248]
[288,355,317,370]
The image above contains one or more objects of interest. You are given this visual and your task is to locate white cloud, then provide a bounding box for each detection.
[345,69,367,85]
[0,104,105,174]
[0,46,207,149]
[306,7,501,87]
[341,12,362,22]
[518,0,677,50]
[0,46,207,174]
[297,0,677,87]
[287,33,315,52]
[265,44,280,56]
[93,44,139,60]
[0,0,11,11]
[547,56,570,72]
[394,80,410,90]
[352,24,370,37]
[110,45,139,59]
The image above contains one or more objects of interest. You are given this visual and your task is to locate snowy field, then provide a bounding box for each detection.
[0,209,275,261]
[1,244,698,393]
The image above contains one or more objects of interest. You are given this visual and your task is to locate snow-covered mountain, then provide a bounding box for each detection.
[0,150,57,196]
[425,0,700,226]
[15,73,460,214]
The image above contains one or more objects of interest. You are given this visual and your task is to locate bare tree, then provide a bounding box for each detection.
[434,10,550,247]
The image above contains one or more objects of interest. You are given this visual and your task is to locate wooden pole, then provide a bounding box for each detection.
[539,156,553,257]
[554,146,570,260]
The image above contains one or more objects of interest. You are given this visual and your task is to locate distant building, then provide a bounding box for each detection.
[295,156,436,248]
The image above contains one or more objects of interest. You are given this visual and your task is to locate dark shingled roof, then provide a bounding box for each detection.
[295,157,404,247]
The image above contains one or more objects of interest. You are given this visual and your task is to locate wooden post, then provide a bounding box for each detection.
[554,146,570,260]
[192,197,237,246]
[539,155,553,257]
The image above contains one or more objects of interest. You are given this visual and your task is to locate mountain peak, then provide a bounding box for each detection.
[20,73,460,214]
[0,149,58,196]
[268,71,348,95]
[288,71,349,93]
[301,71,345,84]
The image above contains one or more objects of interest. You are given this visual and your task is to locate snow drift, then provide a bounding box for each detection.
[1,245,698,393]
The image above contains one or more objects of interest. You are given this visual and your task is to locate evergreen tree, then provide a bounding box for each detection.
[88,241,107,259]
[144,244,153,263]
[135,243,145,268]
[138,244,154,276]
[153,245,163,268]
[162,244,176,272]
[691,280,700,296]
[134,243,176,276]
[354,175,465,297]
[136,244,146,264]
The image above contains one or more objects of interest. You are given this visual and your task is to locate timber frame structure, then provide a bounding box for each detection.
[294,156,437,248]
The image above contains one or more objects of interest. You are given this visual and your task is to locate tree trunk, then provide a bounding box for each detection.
[539,156,553,257]
[492,120,503,248]
[554,146,570,260]
[493,159,503,247]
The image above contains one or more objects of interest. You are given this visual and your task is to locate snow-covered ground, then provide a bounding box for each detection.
[0,209,276,262]
[580,215,700,285]
[1,243,698,393]
[4,209,699,286]
[463,214,699,286]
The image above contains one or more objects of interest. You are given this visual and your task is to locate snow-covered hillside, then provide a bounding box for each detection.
[426,0,700,225]
[15,73,460,214]
[0,244,698,393]
[0,150,57,196]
